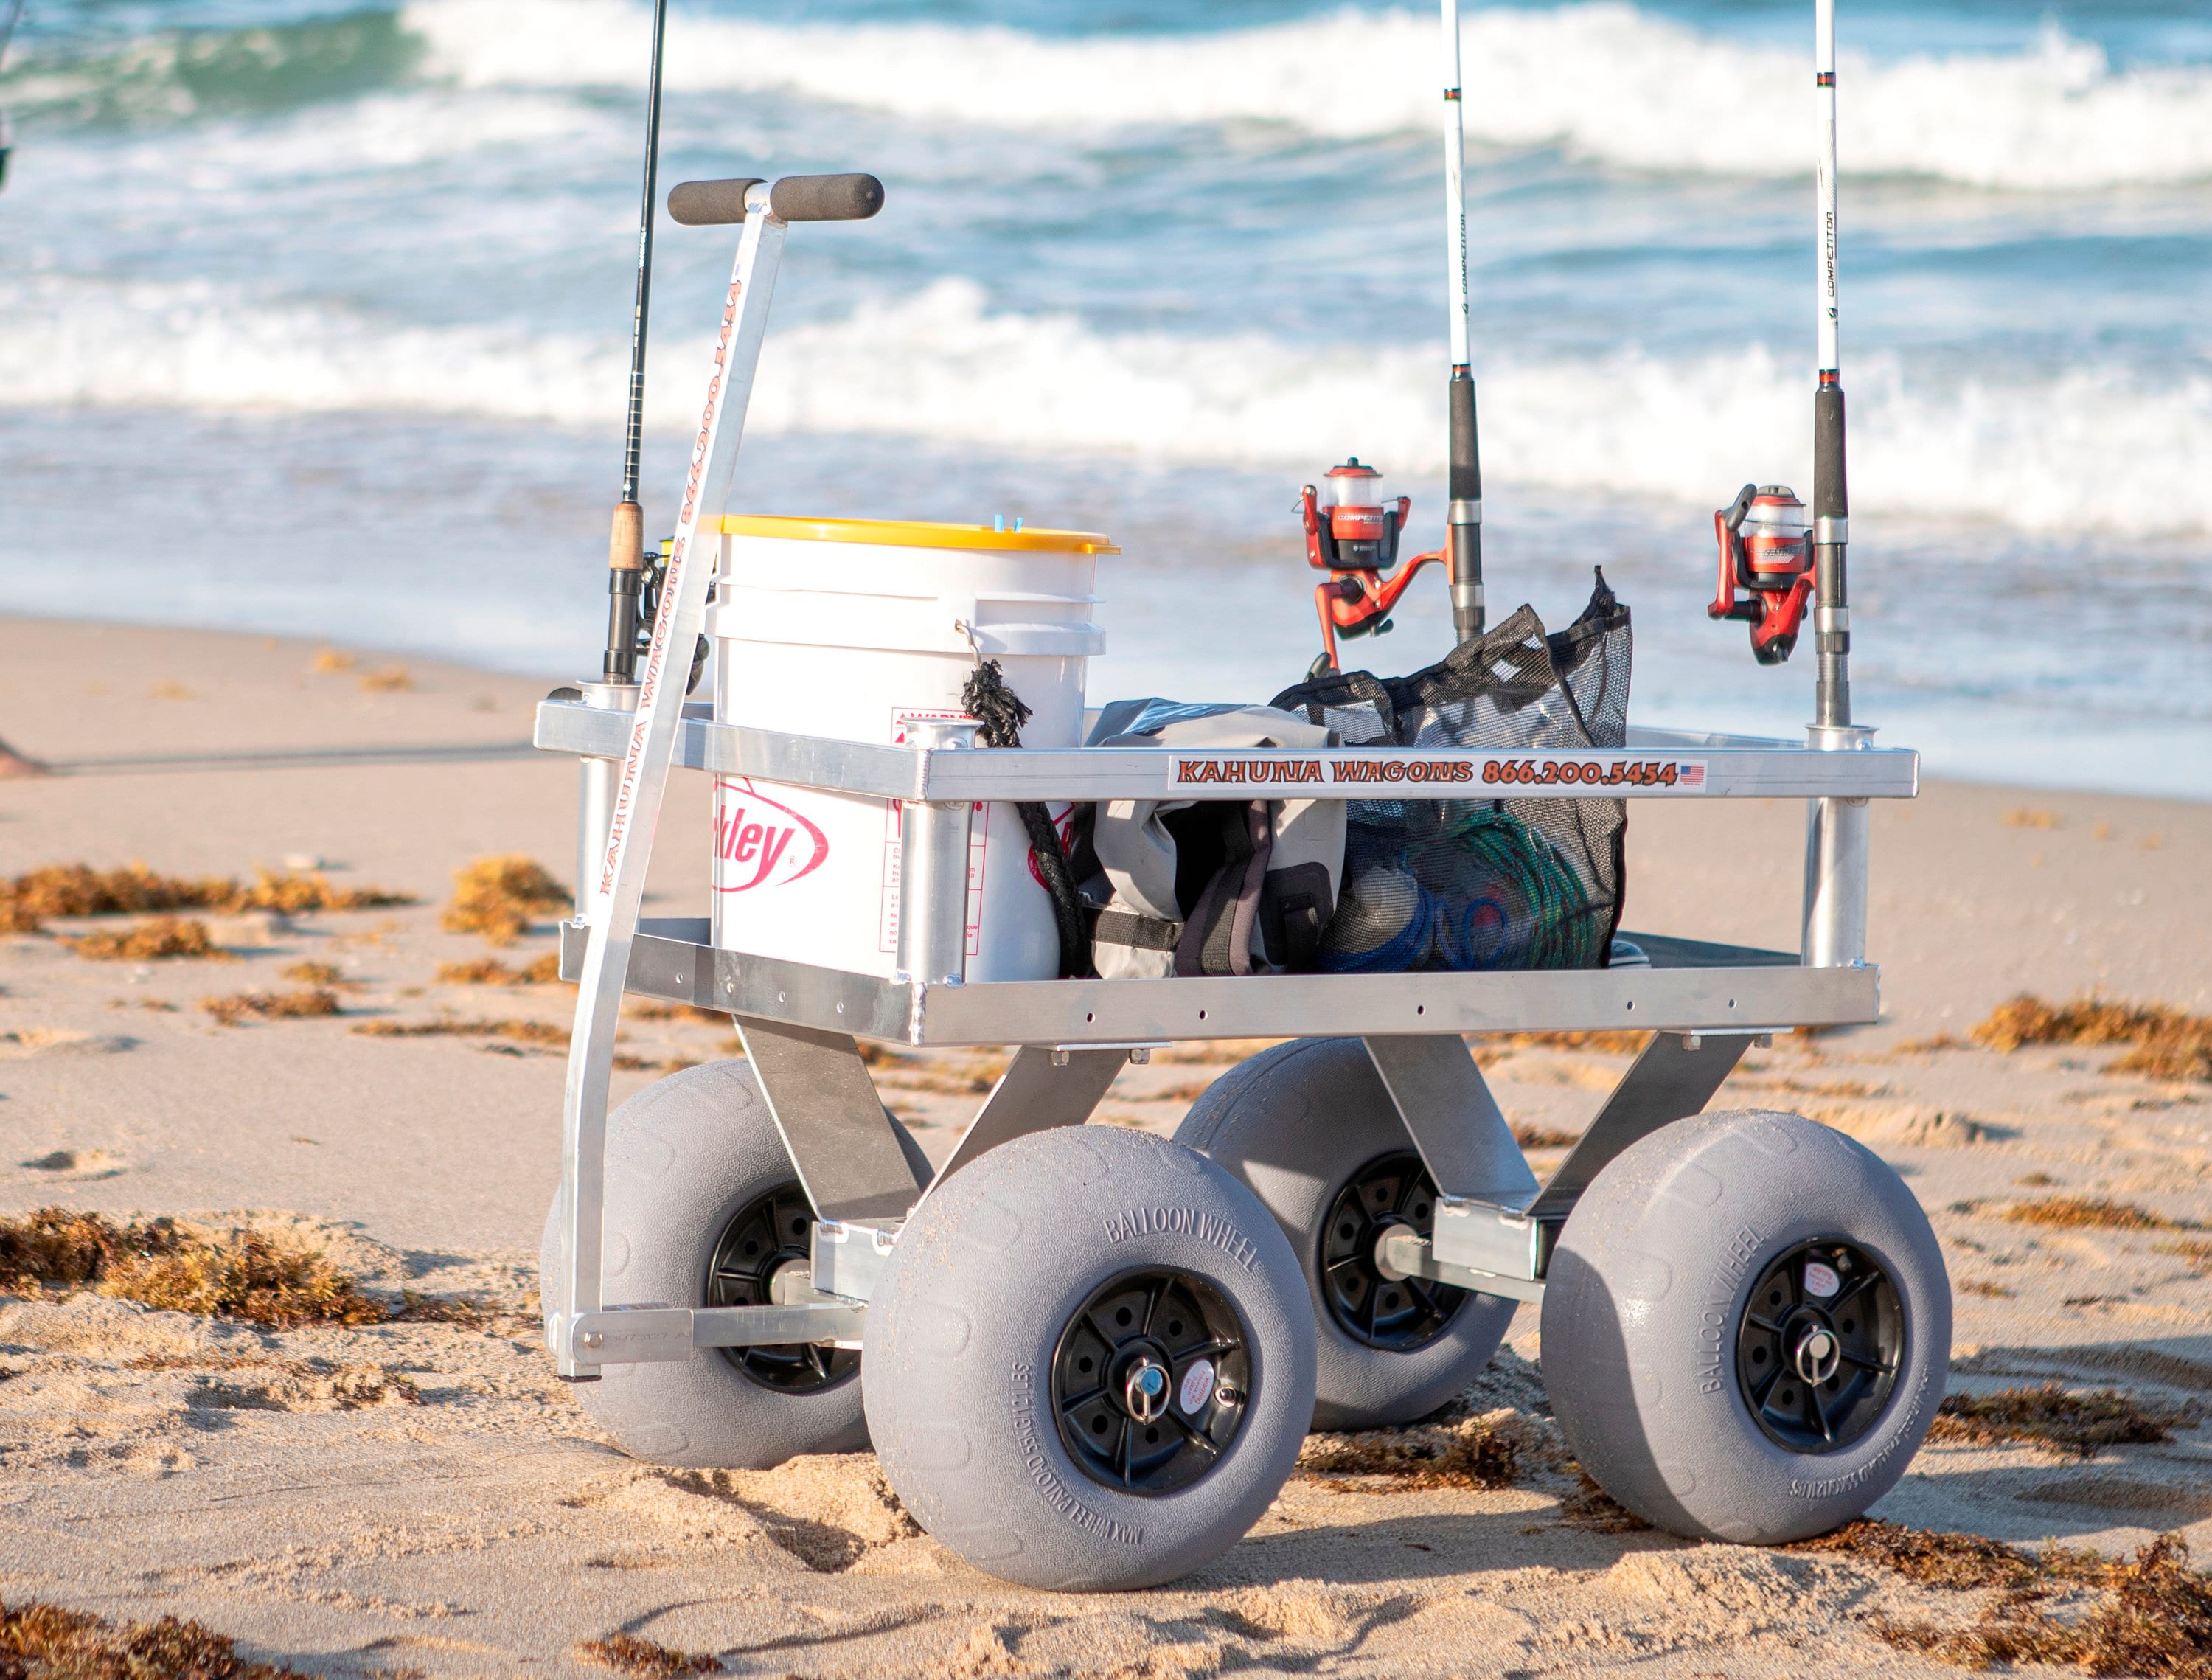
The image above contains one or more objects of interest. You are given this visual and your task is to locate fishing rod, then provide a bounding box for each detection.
[0,0,27,193]
[1810,0,1851,728]
[603,0,671,684]
[1439,0,1484,644]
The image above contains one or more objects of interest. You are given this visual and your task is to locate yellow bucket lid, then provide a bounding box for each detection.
[719,515,1118,555]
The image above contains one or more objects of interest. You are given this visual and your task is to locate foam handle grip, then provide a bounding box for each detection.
[1812,384,1848,521]
[667,178,765,226]
[1447,372,1482,502]
[768,173,886,222]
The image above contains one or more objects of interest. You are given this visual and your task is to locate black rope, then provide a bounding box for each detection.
[961,660,1091,979]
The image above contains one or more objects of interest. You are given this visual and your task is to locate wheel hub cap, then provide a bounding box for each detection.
[1320,1151,1467,1351]
[1052,1269,1251,1496]
[705,1181,855,1392]
[1734,1238,1902,1455]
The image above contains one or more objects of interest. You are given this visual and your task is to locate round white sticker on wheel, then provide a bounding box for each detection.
[1179,1358,1215,1415]
[1803,1260,1841,1298]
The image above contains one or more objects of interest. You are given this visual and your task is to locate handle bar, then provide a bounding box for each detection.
[667,173,885,226]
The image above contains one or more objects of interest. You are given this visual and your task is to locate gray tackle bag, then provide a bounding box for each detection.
[1070,701,1347,979]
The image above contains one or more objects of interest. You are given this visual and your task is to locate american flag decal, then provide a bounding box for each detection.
[1677,763,1706,788]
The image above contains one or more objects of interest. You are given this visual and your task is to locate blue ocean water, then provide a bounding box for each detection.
[1,0,2208,792]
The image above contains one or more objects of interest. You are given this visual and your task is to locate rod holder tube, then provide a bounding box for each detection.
[574,679,640,920]
[897,719,980,986]
[1801,723,1874,968]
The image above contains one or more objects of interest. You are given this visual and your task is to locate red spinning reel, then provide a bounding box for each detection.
[1708,482,1815,665]
[1301,459,1446,674]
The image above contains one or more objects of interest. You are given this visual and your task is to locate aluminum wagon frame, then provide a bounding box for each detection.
[538,687,1914,1372]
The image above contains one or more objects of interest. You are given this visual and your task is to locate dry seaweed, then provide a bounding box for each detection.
[1879,1535,2212,1677]
[2157,1239,2212,1276]
[436,954,567,985]
[1559,1471,1649,1532]
[1512,1122,1583,1150]
[61,917,229,961]
[1972,993,2212,1083]
[2003,1195,2193,1232]
[0,1209,386,1328]
[1,861,409,935]
[1298,1416,1523,1492]
[1790,1519,2043,1591]
[0,1599,308,1679]
[200,988,344,1027]
[277,961,345,986]
[353,1017,567,1046]
[440,855,569,946]
[1926,1383,2199,1458]
[574,1634,721,1678]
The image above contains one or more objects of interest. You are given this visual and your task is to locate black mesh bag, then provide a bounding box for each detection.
[1268,569,1631,973]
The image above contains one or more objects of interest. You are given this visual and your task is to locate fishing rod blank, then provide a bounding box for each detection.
[604,0,671,684]
[1439,0,1484,644]
[1811,0,1850,728]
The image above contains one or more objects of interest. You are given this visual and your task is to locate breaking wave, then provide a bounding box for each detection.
[399,0,2212,190]
[9,0,2212,190]
[6,274,2208,535]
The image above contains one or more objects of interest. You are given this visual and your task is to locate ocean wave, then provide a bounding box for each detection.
[400,0,2212,190]
[4,274,2208,536]
[10,1,2211,190]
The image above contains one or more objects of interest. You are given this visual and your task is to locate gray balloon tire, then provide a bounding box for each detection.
[538,1058,928,1471]
[1540,1107,1950,1544]
[863,1125,1318,1592]
[1174,1037,1520,1429]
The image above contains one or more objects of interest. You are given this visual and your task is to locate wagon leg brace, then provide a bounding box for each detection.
[1527,1030,1752,1224]
[1361,1035,1545,1302]
[735,1016,929,1226]
[811,1044,1131,1302]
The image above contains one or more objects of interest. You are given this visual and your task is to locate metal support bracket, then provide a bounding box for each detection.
[1362,1033,1543,1287]
[1376,1227,1545,1305]
[734,1016,927,1224]
[566,1300,866,1366]
[810,1218,900,1302]
[1362,1034,1539,1208]
[925,1044,1130,1198]
[1527,1030,1753,1223]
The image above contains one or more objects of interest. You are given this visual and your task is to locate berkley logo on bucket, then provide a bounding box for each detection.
[712,779,828,892]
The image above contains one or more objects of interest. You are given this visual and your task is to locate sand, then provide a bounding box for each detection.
[1,614,2208,1678]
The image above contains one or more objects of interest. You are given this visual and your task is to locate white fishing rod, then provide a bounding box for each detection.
[1439,0,1484,642]
[1811,0,1851,727]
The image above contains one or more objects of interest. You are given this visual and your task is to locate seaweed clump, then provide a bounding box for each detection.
[0,1600,307,1679]
[61,917,228,962]
[1973,993,2212,1083]
[0,862,408,935]
[574,1634,722,1677]
[1878,1534,2212,1677]
[1927,1383,2199,1459]
[2003,1196,2194,1232]
[200,989,344,1027]
[437,953,566,985]
[441,855,570,945]
[1298,1413,1526,1492]
[0,1208,385,1328]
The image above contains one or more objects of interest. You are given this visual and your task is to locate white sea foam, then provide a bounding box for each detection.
[400,0,2212,190]
[7,274,2208,536]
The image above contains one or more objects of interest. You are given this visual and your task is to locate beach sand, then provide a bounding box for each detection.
[1,614,2208,1678]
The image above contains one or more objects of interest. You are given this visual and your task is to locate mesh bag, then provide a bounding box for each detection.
[1269,569,1632,973]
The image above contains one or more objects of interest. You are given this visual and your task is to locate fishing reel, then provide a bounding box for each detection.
[635,536,713,694]
[1708,482,1814,665]
[1301,459,1445,676]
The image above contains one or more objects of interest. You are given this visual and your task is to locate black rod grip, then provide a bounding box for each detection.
[770,173,885,222]
[667,177,764,226]
[1812,383,1848,521]
[1447,371,1482,503]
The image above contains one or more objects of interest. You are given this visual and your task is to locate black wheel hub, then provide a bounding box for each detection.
[1320,1150,1466,1351]
[706,1181,855,1392]
[1052,1269,1251,1496]
[1735,1237,1902,1454]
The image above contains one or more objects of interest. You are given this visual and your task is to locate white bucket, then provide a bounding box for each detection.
[708,516,1116,982]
